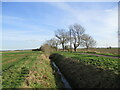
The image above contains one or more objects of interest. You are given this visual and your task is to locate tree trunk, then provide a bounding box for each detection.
[86,46,88,49]
[86,45,89,49]
[86,43,89,49]
[74,47,77,52]
[62,43,65,51]
[74,44,77,52]
[56,44,58,51]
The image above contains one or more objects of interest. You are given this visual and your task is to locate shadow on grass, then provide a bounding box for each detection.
[49,53,120,88]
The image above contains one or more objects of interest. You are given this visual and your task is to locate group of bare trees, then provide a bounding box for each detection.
[45,23,96,52]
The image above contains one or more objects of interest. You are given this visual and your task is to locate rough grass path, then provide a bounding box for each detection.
[79,53,119,59]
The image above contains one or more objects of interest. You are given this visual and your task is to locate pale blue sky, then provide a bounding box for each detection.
[1,2,118,50]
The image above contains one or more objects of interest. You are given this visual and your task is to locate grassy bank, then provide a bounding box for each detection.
[2,50,63,88]
[50,52,119,88]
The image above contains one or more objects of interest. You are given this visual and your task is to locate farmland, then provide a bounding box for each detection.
[50,50,119,88]
[1,48,120,88]
[2,50,63,88]
[2,1,119,89]
[57,51,119,73]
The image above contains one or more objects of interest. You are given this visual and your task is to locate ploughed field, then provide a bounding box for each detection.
[2,51,63,88]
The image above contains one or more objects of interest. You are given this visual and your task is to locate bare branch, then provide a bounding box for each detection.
[55,29,69,50]
[69,23,85,51]
[81,34,96,49]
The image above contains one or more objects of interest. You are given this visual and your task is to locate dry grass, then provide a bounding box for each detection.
[2,51,63,88]
[21,54,62,88]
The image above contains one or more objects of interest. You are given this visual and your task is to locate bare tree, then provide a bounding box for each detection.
[46,38,60,51]
[55,29,69,51]
[81,34,96,49]
[69,24,85,51]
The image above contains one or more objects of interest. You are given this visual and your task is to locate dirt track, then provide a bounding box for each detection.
[80,53,119,59]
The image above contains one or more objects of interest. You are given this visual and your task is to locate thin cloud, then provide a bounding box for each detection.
[3,15,52,33]
[2,0,120,2]
[105,9,113,12]
[50,2,118,47]
[2,2,118,50]
[26,40,45,42]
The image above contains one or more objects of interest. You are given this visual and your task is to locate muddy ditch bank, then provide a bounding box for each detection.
[49,54,72,89]
[51,62,72,89]
[49,53,120,88]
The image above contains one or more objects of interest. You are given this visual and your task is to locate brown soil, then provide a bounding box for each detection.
[3,58,20,64]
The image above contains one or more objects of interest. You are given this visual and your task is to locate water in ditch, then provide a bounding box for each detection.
[52,62,72,89]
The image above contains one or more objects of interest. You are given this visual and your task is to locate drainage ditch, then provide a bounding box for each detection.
[51,61,72,89]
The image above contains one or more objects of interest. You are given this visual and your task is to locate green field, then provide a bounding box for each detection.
[57,51,119,73]
[1,50,119,88]
[50,51,119,88]
[2,50,63,88]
